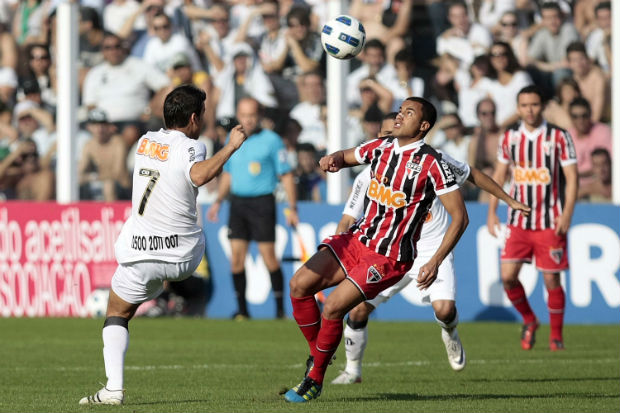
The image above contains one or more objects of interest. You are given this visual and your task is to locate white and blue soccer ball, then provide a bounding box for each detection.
[85,288,110,318]
[321,15,366,60]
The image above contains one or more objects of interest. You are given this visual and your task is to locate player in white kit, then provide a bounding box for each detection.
[331,121,530,384]
[79,85,248,405]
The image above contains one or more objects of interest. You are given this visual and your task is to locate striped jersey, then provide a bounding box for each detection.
[497,121,577,230]
[353,137,459,262]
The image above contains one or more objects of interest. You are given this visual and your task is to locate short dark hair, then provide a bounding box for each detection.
[286,5,311,27]
[566,41,587,56]
[591,147,611,162]
[364,38,385,54]
[80,6,102,30]
[595,1,610,14]
[540,2,562,14]
[517,85,544,103]
[394,48,415,66]
[489,41,521,75]
[383,112,398,121]
[568,96,591,114]
[163,84,206,128]
[405,97,437,134]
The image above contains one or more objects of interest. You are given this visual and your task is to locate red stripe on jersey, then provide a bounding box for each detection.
[535,135,543,230]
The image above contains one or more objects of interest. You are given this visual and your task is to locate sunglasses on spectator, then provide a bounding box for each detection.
[490,51,508,57]
[154,24,171,31]
[21,152,38,161]
[262,14,277,19]
[442,123,461,130]
[212,18,228,23]
[30,54,49,60]
[102,44,122,50]
[501,21,518,27]
[570,112,590,119]
[478,110,495,116]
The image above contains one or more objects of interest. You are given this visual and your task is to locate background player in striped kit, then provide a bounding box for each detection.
[487,85,578,351]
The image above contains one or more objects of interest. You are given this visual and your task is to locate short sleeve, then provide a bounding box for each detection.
[271,134,292,176]
[558,130,577,166]
[439,150,471,186]
[343,166,371,219]
[430,157,459,196]
[497,130,511,164]
[354,138,384,165]
[184,140,207,187]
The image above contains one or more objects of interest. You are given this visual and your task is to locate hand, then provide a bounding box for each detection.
[284,208,299,227]
[416,259,439,290]
[508,199,531,217]
[554,213,571,236]
[196,30,212,49]
[227,125,247,150]
[487,212,500,237]
[319,151,344,173]
[206,202,220,222]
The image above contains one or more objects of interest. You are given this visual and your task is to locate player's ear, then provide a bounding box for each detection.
[420,120,430,133]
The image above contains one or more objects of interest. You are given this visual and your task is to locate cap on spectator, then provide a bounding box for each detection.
[87,108,109,123]
[0,67,18,88]
[13,100,38,120]
[231,42,253,59]
[169,53,190,70]
[21,79,41,95]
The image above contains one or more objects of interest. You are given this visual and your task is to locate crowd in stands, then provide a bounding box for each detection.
[0,0,613,203]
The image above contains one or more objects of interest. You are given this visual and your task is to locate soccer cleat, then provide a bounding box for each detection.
[284,376,322,403]
[441,328,466,371]
[304,355,314,377]
[331,370,362,384]
[550,339,565,351]
[232,312,250,321]
[520,320,539,350]
[78,386,124,405]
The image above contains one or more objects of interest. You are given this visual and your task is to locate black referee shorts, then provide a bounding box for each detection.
[227,194,276,242]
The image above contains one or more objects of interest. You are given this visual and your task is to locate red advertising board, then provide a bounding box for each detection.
[0,202,130,317]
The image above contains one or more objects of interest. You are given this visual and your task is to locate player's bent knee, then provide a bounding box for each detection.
[349,302,373,322]
[433,301,455,322]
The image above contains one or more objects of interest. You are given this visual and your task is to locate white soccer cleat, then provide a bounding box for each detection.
[442,328,466,371]
[79,386,124,405]
[331,370,362,384]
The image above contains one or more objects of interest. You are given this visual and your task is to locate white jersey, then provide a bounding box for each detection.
[115,129,206,264]
[343,150,470,253]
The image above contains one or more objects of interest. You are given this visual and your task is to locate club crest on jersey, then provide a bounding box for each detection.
[366,265,383,283]
[406,154,422,178]
[550,248,563,264]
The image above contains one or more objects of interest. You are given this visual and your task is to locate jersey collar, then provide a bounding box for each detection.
[519,120,547,141]
[392,137,425,154]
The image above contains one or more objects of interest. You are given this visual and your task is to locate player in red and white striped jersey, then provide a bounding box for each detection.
[283,97,469,403]
[487,85,578,352]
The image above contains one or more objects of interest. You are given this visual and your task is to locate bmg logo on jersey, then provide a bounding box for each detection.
[137,138,170,161]
[367,179,406,208]
[514,167,550,184]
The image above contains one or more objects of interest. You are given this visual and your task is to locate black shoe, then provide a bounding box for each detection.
[232,312,250,321]
[304,355,314,377]
[276,309,286,319]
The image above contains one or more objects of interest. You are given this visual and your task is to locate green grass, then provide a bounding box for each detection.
[0,318,618,412]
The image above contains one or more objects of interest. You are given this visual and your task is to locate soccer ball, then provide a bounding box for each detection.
[85,288,110,318]
[320,15,366,60]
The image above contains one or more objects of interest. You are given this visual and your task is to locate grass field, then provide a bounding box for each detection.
[0,318,618,412]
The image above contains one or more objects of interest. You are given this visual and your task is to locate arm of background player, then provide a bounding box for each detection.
[486,161,509,237]
[555,163,578,235]
[319,148,359,173]
[416,189,468,290]
[468,166,530,216]
[206,171,231,222]
[280,171,299,227]
[336,214,357,234]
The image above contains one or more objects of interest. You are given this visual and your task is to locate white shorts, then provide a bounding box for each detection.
[111,253,202,304]
[366,251,456,308]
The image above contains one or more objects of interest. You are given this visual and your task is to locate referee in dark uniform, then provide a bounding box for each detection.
[207,97,299,319]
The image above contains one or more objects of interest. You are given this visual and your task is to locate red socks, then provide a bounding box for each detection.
[547,286,565,341]
[308,317,343,384]
[505,282,536,324]
[291,295,320,356]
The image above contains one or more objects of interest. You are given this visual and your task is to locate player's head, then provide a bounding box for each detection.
[394,97,437,139]
[516,85,544,127]
[379,112,397,138]
[236,97,262,136]
[163,84,206,139]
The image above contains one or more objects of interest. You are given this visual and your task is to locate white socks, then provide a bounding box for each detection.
[435,309,459,333]
[343,324,368,376]
[102,325,129,391]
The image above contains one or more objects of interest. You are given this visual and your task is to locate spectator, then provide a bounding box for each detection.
[103,0,142,37]
[12,0,45,45]
[436,1,492,70]
[212,42,276,121]
[494,10,529,67]
[566,41,608,123]
[525,1,578,97]
[0,20,18,71]
[436,112,471,165]
[468,97,501,174]
[486,41,533,128]
[584,1,611,75]
[573,0,601,39]
[13,100,55,165]
[21,44,56,110]
[289,71,326,153]
[392,48,425,107]
[350,77,393,128]
[0,138,54,200]
[454,54,493,128]
[82,32,170,149]
[207,97,299,320]
[347,39,399,109]
[578,148,611,202]
[78,109,131,201]
[143,12,202,73]
[281,117,302,169]
[78,6,105,88]
[566,97,612,187]
[295,142,324,202]
[193,3,236,75]
[478,0,516,32]
[0,63,17,107]
[543,77,581,131]
[118,0,165,58]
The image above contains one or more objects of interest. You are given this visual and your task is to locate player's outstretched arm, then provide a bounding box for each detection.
[190,125,247,187]
[468,167,531,216]
[555,163,578,235]
[319,148,359,173]
[487,161,509,237]
[417,189,468,290]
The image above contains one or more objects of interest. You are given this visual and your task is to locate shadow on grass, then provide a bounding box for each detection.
[355,392,619,402]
